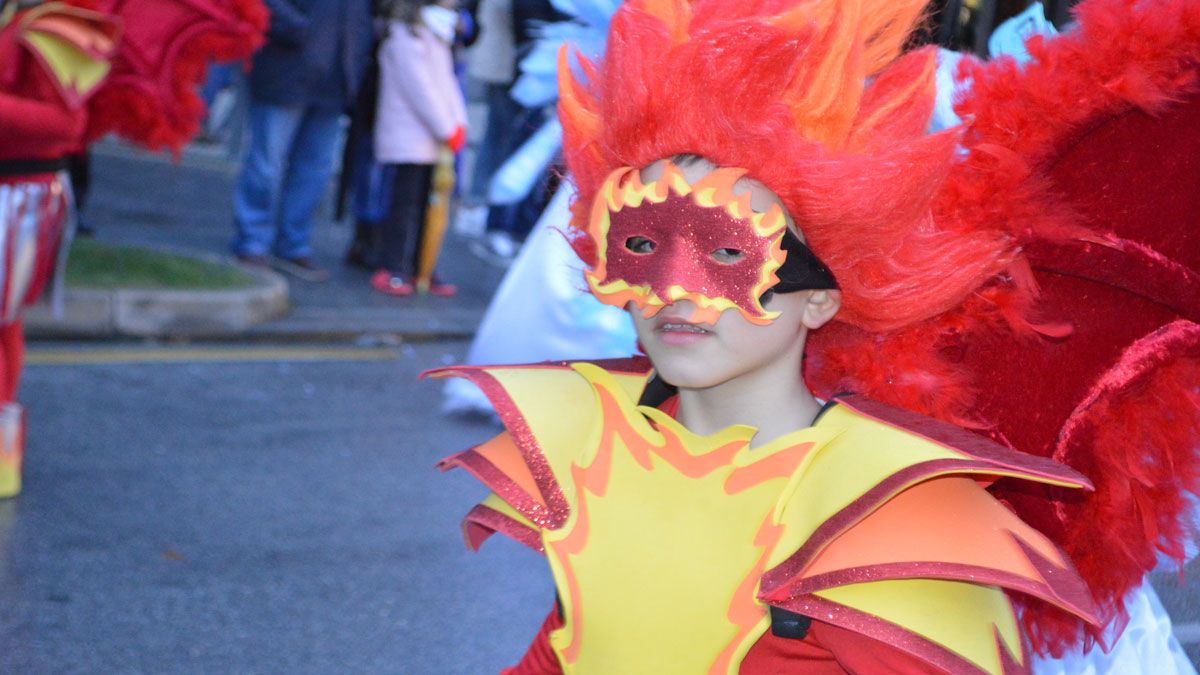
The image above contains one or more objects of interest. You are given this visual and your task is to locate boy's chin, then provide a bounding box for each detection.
[647,359,733,391]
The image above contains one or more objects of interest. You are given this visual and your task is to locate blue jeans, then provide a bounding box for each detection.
[465,82,522,206]
[200,62,237,110]
[231,102,343,259]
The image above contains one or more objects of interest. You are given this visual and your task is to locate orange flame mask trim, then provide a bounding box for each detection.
[585,161,788,326]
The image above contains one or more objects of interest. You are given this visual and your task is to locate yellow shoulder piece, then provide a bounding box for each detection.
[759,398,1098,675]
[426,358,653,530]
[18,2,119,106]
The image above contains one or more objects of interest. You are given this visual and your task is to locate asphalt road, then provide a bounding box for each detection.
[2,340,1197,673]
[0,341,551,674]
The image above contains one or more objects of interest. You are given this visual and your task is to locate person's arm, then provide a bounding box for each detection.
[0,91,80,149]
[261,0,310,47]
[500,606,564,675]
[380,29,460,143]
[812,621,949,675]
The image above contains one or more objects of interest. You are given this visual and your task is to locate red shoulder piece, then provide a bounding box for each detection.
[15,2,120,107]
[438,432,547,552]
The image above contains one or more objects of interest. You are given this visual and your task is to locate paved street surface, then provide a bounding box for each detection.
[1,340,1198,673]
[0,341,552,673]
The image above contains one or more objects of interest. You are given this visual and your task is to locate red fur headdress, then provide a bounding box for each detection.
[559,0,1019,332]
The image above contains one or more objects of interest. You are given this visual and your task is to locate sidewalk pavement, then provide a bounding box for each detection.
[67,138,508,342]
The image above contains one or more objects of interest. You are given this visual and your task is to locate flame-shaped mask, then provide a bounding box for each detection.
[585,161,835,325]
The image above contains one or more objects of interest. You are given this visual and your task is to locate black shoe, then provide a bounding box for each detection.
[235,254,270,268]
[271,256,330,282]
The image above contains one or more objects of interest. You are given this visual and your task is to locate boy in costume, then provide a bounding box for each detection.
[428,0,1200,671]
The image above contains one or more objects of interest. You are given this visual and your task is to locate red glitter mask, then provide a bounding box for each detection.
[585,162,789,325]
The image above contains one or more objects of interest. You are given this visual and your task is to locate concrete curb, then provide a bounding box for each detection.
[25,255,290,339]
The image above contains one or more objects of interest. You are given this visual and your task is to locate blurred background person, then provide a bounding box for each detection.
[467,0,564,265]
[230,0,372,281]
[342,0,478,271]
[455,0,515,240]
[340,1,392,271]
[370,0,468,297]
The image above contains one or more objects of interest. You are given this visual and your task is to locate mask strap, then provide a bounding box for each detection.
[771,230,838,293]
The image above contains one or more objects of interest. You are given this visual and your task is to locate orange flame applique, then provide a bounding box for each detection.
[543,363,815,673]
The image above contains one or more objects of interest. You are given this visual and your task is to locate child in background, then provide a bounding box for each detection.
[372,0,467,297]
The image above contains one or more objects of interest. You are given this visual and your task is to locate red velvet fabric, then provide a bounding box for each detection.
[951,56,1200,654]
[968,92,1200,460]
[86,0,267,151]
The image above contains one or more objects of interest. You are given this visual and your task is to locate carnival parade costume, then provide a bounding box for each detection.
[0,0,266,497]
[430,0,1200,672]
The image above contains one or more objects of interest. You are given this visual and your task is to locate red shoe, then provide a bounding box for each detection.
[425,274,457,297]
[370,270,414,296]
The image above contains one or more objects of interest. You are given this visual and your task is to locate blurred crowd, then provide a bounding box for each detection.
[188,0,1073,299]
[197,0,565,295]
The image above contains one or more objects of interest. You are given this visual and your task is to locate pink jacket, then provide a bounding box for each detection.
[374,22,468,165]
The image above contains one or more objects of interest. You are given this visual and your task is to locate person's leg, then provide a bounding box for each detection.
[0,320,21,499]
[231,102,304,258]
[274,106,344,262]
[373,164,432,294]
[344,121,384,268]
[484,104,546,240]
[200,62,237,111]
[69,151,93,236]
[465,82,520,205]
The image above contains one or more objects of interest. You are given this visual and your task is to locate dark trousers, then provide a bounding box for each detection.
[484,104,546,239]
[380,163,433,277]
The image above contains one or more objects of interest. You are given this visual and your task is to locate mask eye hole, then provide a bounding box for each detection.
[711,247,744,264]
[625,236,656,254]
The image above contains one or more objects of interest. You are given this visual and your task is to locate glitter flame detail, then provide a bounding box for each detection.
[585,161,789,326]
[544,364,813,672]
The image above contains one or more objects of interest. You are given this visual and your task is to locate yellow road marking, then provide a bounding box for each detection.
[25,345,400,366]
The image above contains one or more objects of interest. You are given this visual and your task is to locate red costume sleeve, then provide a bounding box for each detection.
[502,606,947,674]
[810,622,948,674]
[501,607,564,675]
[0,92,81,155]
[739,619,948,674]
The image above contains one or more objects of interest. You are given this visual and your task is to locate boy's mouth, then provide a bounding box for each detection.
[653,315,713,339]
[658,322,709,333]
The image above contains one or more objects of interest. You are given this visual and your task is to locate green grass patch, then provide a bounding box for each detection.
[65,239,256,290]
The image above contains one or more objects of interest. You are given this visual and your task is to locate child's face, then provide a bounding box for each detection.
[626,159,840,389]
[631,290,826,390]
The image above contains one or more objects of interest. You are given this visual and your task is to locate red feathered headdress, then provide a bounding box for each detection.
[559,0,1021,333]
[85,0,268,152]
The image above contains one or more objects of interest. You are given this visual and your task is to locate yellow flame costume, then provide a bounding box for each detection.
[427,358,1100,674]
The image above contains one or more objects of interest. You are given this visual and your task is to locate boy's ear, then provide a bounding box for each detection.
[801,290,841,330]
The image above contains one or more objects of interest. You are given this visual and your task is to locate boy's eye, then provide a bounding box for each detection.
[625,236,656,254]
[711,247,744,264]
